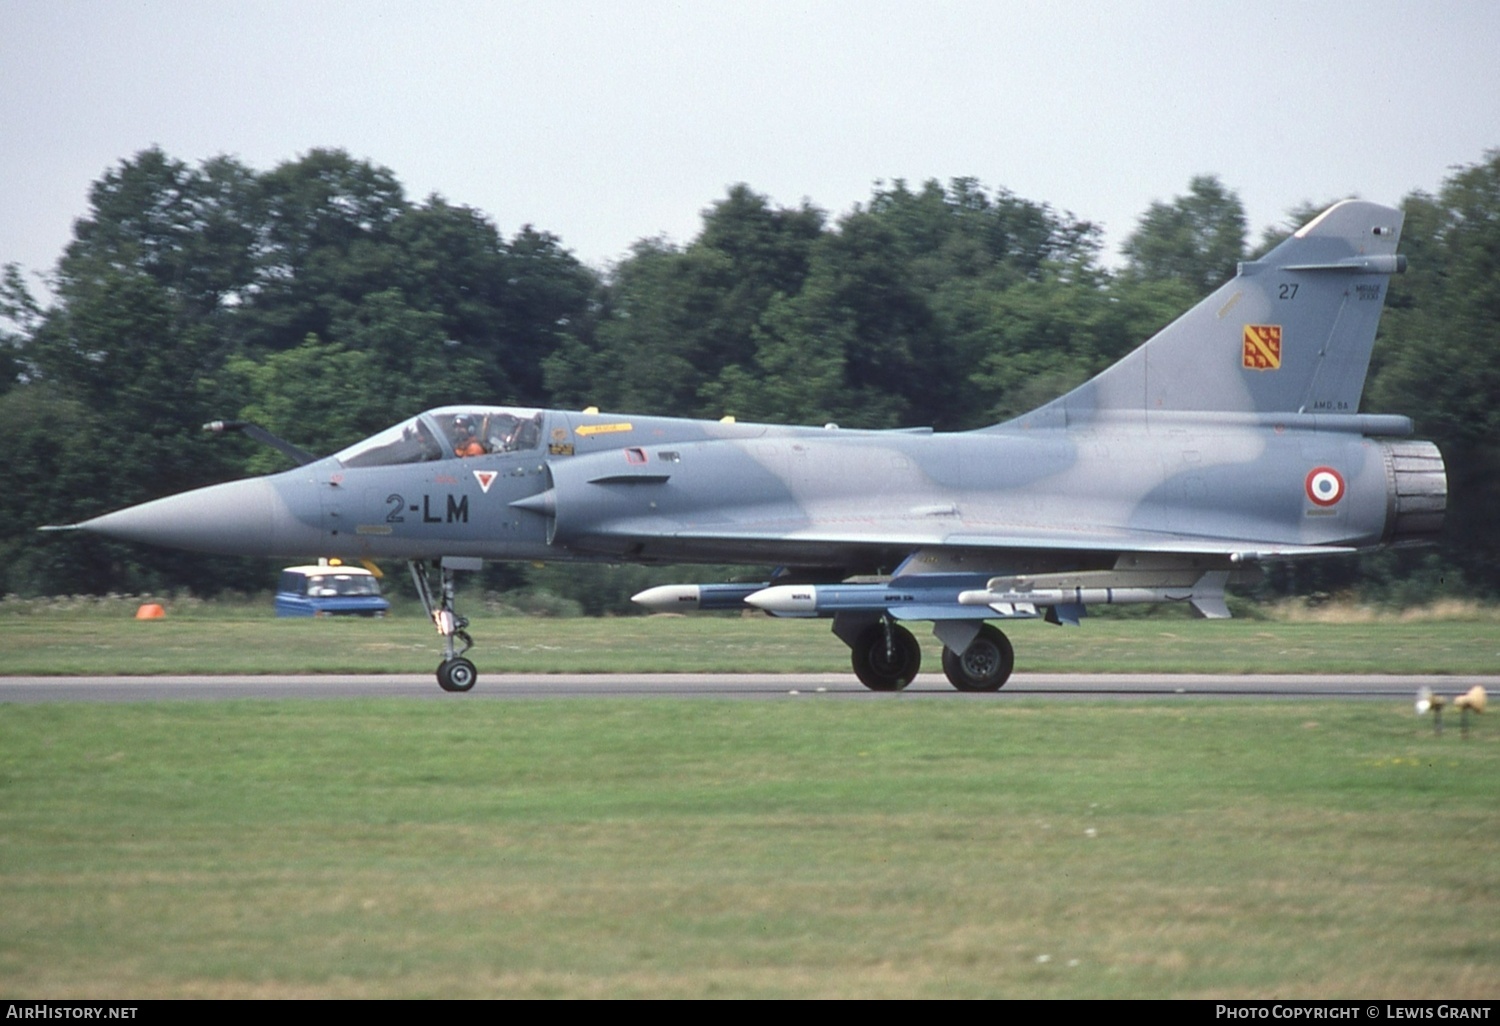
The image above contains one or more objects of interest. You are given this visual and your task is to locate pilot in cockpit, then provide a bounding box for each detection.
[452,415,487,457]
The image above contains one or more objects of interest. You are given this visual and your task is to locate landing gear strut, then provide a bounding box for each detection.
[409,559,477,692]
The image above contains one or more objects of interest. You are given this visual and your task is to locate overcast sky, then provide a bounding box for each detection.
[3,0,1497,290]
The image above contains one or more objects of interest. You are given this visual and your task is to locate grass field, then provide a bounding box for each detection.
[1,699,1496,999]
[2,603,1500,676]
[2,605,1496,998]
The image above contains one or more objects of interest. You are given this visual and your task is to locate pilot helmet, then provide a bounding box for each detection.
[453,414,474,434]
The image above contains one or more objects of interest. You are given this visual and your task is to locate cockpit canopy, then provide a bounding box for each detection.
[334,406,544,468]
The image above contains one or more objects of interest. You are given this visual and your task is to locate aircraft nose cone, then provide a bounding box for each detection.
[78,477,314,556]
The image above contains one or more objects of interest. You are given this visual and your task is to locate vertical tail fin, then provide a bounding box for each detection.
[1012,200,1406,425]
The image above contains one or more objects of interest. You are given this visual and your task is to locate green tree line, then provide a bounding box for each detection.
[3,148,1497,607]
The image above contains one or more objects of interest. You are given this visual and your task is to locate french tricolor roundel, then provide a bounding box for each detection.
[1305,466,1345,507]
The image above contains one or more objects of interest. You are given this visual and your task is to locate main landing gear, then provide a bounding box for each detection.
[837,615,1016,692]
[940,623,1014,692]
[409,559,477,692]
[849,620,923,691]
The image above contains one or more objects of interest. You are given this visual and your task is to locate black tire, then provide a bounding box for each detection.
[941,624,1014,691]
[437,657,478,693]
[851,623,921,691]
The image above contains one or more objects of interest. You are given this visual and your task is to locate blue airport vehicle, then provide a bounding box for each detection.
[274,564,389,618]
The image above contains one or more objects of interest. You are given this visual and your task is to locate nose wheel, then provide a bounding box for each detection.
[410,560,479,692]
[437,656,477,693]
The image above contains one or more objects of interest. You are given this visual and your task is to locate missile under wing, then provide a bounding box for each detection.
[59,200,1446,692]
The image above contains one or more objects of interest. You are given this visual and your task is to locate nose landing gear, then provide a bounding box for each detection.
[436,654,477,692]
[409,559,479,692]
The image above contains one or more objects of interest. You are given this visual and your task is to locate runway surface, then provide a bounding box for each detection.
[2,673,1496,702]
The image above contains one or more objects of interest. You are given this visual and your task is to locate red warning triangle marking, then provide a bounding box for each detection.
[473,470,498,494]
